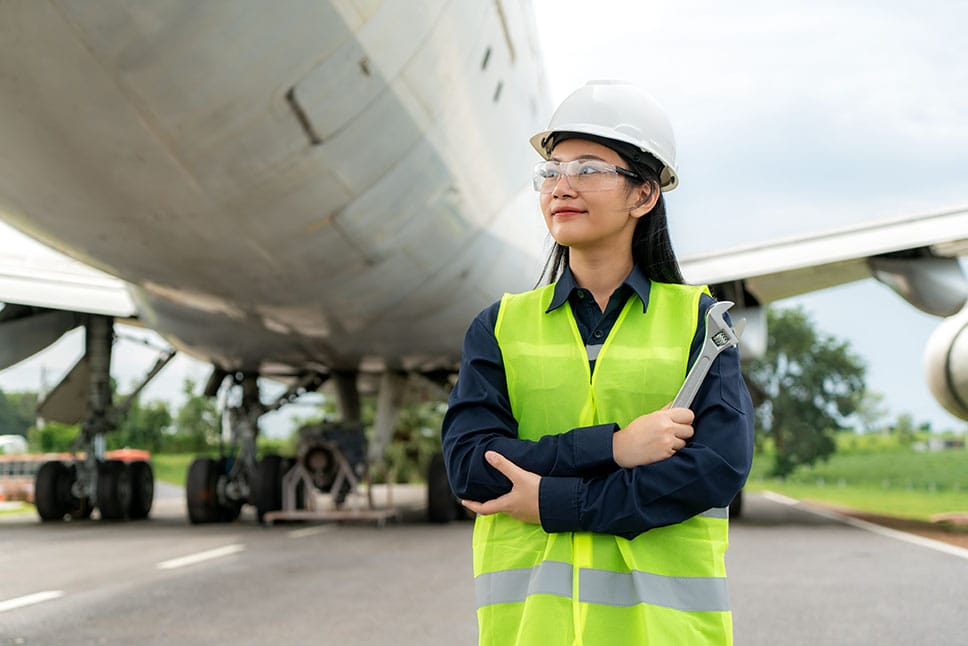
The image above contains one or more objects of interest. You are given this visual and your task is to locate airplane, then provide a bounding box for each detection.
[1,1,966,525]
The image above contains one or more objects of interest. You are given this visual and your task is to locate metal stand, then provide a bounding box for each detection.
[262,441,397,526]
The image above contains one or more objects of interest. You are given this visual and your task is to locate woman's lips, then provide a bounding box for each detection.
[551,207,583,216]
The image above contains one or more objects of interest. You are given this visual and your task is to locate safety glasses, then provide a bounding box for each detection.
[531,159,639,193]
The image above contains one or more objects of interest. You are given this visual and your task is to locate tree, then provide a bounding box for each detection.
[891,412,916,446]
[0,389,38,437]
[171,378,220,452]
[27,421,79,453]
[855,390,889,434]
[110,397,172,452]
[746,306,866,477]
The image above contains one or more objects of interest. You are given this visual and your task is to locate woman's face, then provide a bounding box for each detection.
[539,138,656,256]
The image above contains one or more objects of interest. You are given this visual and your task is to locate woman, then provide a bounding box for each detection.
[441,80,754,645]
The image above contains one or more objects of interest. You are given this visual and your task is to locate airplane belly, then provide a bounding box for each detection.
[0,1,549,371]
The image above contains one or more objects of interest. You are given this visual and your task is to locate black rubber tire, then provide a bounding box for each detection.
[97,460,132,520]
[252,454,283,522]
[186,457,219,524]
[729,489,744,519]
[127,461,154,520]
[35,461,70,521]
[215,458,242,523]
[427,452,459,523]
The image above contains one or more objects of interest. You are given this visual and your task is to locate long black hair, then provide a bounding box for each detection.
[536,133,684,286]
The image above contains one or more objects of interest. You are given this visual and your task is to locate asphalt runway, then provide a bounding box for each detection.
[1,488,966,645]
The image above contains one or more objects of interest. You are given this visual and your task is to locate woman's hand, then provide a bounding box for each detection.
[461,451,542,524]
[612,405,695,468]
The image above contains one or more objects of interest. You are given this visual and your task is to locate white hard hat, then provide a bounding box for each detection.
[530,80,679,191]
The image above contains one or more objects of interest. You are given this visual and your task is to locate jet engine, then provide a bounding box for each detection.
[924,304,968,420]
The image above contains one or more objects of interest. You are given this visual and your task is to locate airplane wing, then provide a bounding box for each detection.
[681,205,968,317]
[0,253,137,318]
[0,252,138,372]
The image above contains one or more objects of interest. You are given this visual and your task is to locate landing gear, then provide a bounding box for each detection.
[185,371,327,524]
[128,461,154,520]
[32,314,173,523]
[34,461,91,521]
[186,457,242,524]
[96,460,132,520]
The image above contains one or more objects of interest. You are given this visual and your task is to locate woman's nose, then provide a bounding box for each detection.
[551,172,576,198]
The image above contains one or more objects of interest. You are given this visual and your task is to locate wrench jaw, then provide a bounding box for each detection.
[706,301,740,350]
[670,300,742,409]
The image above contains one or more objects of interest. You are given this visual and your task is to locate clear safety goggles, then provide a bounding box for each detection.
[531,159,639,193]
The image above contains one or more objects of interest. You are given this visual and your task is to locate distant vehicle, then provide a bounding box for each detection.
[0,434,28,455]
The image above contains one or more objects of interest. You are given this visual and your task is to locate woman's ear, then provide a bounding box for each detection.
[629,181,660,218]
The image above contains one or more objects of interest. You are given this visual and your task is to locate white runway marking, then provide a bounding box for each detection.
[287,525,334,539]
[0,590,64,613]
[156,544,245,570]
[761,492,968,561]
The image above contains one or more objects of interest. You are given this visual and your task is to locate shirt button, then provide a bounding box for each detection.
[593,330,604,339]
[577,290,586,299]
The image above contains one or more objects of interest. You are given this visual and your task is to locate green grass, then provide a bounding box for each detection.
[0,502,32,516]
[748,438,968,521]
[152,453,207,486]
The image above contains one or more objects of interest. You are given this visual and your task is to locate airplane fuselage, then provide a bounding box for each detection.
[0,0,550,376]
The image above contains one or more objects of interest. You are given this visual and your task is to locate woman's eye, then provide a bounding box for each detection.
[578,164,602,175]
[541,168,560,179]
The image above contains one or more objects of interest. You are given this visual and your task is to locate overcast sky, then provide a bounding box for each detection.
[1,1,967,433]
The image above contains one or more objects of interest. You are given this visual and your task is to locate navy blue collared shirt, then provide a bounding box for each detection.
[441,265,754,540]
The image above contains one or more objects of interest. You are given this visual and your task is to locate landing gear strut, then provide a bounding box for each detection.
[32,315,174,522]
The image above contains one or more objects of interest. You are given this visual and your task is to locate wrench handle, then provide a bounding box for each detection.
[671,355,712,409]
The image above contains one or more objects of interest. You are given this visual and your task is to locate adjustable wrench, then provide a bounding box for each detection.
[671,300,743,409]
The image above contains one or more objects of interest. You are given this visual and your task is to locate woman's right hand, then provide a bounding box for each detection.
[612,405,695,468]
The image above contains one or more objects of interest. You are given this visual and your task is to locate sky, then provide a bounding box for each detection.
[1,0,967,434]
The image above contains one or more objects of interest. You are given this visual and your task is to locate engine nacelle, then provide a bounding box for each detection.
[924,305,968,420]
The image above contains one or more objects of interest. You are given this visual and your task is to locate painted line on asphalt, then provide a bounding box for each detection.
[0,590,65,613]
[287,525,334,539]
[156,544,245,570]
[761,492,968,562]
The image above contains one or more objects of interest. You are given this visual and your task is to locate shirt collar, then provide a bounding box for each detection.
[546,265,653,313]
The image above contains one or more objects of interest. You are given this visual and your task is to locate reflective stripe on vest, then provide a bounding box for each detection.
[477,281,731,645]
[475,555,730,612]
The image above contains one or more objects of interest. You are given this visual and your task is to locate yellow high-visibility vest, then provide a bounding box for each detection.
[475,281,731,645]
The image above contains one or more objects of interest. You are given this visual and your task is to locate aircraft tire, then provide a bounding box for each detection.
[35,461,70,521]
[186,457,220,524]
[128,461,154,520]
[215,457,242,522]
[427,452,459,523]
[97,460,132,520]
[253,454,283,523]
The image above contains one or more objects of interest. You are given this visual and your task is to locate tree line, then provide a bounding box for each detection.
[1,378,220,454]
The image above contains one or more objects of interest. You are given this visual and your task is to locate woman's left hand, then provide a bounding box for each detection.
[461,451,542,524]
